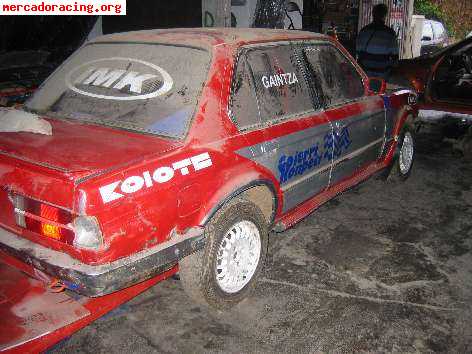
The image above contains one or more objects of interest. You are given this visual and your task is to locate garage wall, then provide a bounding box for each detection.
[102,0,202,33]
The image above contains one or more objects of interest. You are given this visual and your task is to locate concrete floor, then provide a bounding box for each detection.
[51,117,472,353]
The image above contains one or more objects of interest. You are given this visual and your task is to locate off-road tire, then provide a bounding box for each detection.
[179,198,268,310]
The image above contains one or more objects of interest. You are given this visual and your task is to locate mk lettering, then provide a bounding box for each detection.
[99,153,212,203]
[76,68,157,94]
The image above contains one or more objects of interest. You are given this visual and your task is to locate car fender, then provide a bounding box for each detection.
[383,105,417,165]
[196,170,280,227]
[393,104,417,137]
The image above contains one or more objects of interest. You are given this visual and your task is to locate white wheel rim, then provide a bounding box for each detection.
[215,220,261,294]
[399,132,414,175]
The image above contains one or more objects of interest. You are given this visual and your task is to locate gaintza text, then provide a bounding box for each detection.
[278,127,351,183]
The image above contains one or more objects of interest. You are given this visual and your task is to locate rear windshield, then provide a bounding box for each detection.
[25,43,211,139]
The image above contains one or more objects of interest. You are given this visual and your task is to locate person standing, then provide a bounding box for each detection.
[356,3,399,79]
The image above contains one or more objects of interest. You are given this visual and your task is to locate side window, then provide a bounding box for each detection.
[303,44,364,107]
[229,55,261,130]
[246,45,316,124]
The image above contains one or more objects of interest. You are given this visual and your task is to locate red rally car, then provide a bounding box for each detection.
[0,28,418,352]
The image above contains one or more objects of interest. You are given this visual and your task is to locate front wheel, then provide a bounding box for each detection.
[388,123,416,181]
[179,198,268,310]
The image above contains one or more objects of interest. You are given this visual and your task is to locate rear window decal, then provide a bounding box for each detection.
[26,43,210,138]
[65,57,173,101]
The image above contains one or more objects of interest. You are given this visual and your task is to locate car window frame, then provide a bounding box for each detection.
[228,41,323,132]
[227,50,263,131]
[300,41,368,110]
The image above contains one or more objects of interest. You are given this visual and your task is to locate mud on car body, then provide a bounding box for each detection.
[0,29,418,311]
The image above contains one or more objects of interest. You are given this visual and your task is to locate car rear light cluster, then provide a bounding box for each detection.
[73,216,103,249]
[10,194,103,250]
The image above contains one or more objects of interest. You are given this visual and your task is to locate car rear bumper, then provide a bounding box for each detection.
[0,226,205,297]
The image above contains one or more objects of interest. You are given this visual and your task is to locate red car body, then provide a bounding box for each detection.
[0,28,418,352]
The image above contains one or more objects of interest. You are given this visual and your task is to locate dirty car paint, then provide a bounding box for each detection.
[0,262,90,351]
[0,28,418,352]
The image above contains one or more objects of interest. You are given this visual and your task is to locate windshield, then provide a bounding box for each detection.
[26,43,211,139]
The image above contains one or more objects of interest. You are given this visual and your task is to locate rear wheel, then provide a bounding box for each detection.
[179,198,268,310]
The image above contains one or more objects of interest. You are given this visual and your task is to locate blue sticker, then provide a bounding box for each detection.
[278,143,322,183]
[334,127,352,158]
[278,127,352,183]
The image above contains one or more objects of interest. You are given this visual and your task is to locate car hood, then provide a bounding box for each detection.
[0,117,183,180]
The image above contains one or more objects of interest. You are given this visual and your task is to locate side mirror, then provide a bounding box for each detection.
[368,77,386,95]
[422,35,432,41]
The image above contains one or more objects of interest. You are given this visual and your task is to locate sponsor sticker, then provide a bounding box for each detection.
[407,93,418,106]
[277,128,352,183]
[261,72,299,89]
[65,57,173,101]
[99,152,212,204]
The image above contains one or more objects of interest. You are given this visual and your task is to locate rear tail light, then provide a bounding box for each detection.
[40,203,63,240]
[73,216,103,249]
[12,194,75,244]
[10,194,102,249]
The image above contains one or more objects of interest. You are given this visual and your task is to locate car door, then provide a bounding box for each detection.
[424,38,472,115]
[302,42,386,186]
[230,43,334,213]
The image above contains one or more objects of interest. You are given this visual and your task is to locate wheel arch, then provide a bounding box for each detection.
[393,108,416,137]
[199,179,279,227]
[384,109,416,167]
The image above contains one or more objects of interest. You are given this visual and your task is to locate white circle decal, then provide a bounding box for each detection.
[65,57,174,101]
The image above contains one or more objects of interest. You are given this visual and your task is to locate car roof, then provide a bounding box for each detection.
[91,28,330,50]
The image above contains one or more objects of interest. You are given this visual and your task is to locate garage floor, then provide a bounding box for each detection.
[51,117,472,353]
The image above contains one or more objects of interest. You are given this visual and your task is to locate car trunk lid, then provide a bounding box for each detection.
[0,117,183,178]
